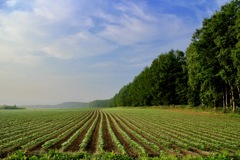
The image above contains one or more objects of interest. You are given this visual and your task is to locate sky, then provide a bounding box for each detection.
[0,0,230,105]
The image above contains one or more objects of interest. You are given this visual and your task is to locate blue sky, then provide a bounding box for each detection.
[0,0,230,105]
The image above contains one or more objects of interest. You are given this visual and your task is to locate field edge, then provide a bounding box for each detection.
[4,150,240,160]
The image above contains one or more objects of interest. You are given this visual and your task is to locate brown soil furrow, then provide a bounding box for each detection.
[0,146,21,159]
[85,111,101,153]
[109,113,157,157]
[119,114,201,156]
[169,144,199,156]
[50,111,94,150]
[102,112,117,153]
[27,115,90,155]
[114,113,179,156]
[188,147,211,156]
[65,112,96,152]
[120,114,210,157]
[106,113,138,157]
[1,120,74,158]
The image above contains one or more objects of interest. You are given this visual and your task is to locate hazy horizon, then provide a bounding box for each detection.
[0,0,229,105]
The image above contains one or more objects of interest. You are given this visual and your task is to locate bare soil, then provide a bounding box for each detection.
[188,147,211,156]
[169,144,199,156]
[65,112,96,152]
[27,119,84,155]
[102,113,117,153]
[111,113,157,157]
[114,113,179,156]
[1,120,77,158]
[85,111,101,153]
[50,111,94,150]
[106,113,138,157]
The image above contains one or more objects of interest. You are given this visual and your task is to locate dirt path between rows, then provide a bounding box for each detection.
[106,113,138,157]
[1,117,78,158]
[65,112,97,152]
[27,115,88,155]
[110,113,157,157]
[85,111,101,153]
[116,114,205,156]
[50,111,94,150]
[114,113,179,156]
[102,113,117,153]
[29,113,93,151]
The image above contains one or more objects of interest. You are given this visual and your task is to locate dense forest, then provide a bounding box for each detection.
[89,0,240,112]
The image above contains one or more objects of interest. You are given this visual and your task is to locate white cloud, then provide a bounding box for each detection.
[99,13,188,46]
[0,10,47,66]
[99,16,152,45]
[97,2,154,45]
[43,31,117,59]
[115,1,153,21]
[0,0,193,63]
[0,0,119,62]
[0,0,228,104]
[6,0,18,7]
[33,0,73,22]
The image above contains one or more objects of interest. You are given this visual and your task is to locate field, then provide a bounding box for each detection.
[0,108,240,159]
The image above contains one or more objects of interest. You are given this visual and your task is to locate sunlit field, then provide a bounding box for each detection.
[1,108,240,159]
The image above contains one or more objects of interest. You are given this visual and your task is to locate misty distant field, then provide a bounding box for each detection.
[1,108,240,159]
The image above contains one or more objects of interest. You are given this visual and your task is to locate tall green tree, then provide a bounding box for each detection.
[128,67,152,106]
[89,1,240,111]
[186,0,240,111]
[149,50,187,105]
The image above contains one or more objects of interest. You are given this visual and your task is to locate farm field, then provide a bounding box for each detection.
[0,108,240,159]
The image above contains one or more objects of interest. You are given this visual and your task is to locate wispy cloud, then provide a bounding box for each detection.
[97,1,191,47]
[6,0,18,7]
[0,0,227,104]
[33,0,73,22]
[43,31,117,59]
[0,0,203,63]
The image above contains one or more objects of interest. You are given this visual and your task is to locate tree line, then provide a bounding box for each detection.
[90,0,240,112]
[0,105,25,110]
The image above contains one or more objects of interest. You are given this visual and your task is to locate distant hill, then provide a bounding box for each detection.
[23,101,112,109]
[24,102,88,109]
[56,102,88,108]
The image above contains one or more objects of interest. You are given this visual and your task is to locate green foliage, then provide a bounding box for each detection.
[5,149,240,160]
[79,111,99,151]
[6,150,133,160]
[0,105,25,110]
[86,99,115,108]
[2,108,240,159]
[187,0,240,111]
[61,111,96,151]
[112,50,188,107]
[105,112,126,155]
[90,0,240,112]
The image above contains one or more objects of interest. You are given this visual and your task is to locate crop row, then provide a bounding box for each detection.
[42,111,94,150]
[1,108,240,159]
[0,110,92,156]
[103,108,240,155]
